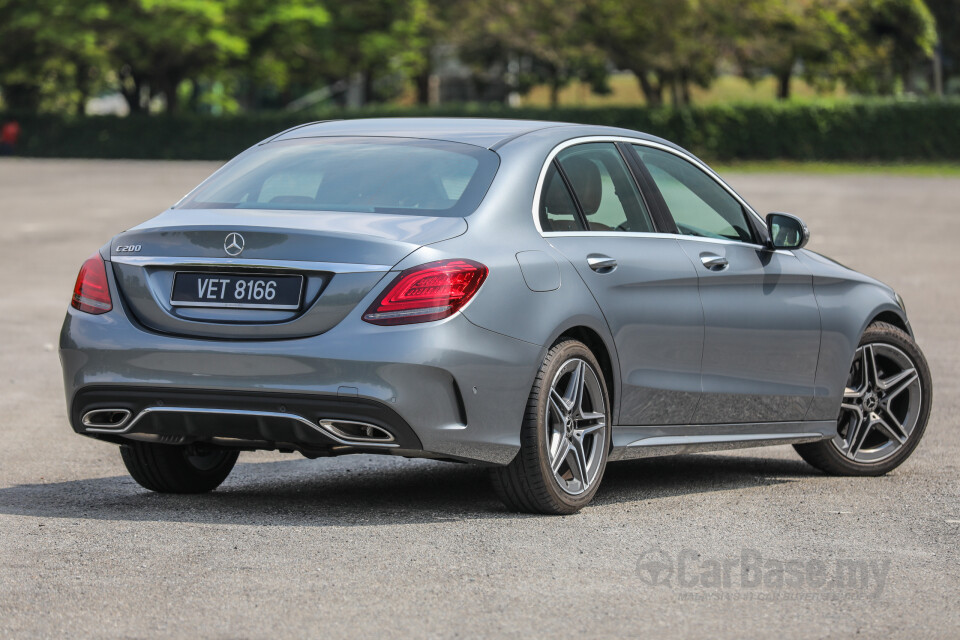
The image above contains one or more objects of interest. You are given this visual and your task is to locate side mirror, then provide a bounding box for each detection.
[766,212,810,250]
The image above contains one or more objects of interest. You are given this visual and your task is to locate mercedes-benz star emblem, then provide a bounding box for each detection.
[224,232,245,256]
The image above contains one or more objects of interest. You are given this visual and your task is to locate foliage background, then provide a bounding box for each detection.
[3,100,957,161]
[1,0,958,161]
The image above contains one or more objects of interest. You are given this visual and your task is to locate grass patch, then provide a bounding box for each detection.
[512,72,848,108]
[712,160,960,177]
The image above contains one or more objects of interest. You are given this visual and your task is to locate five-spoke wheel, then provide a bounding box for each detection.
[491,340,612,514]
[795,321,931,475]
[546,358,607,495]
[835,343,923,463]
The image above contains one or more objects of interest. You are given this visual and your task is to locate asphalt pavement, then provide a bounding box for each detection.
[1,158,958,638]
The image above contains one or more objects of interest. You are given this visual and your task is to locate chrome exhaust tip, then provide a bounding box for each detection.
[81,408,132,430]
[317,419,395,443]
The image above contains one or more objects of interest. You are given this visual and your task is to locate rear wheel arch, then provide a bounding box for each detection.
[553,325,617,420]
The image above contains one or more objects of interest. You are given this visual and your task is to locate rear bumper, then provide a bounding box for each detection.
[70,386,424,455]
[60,303,544,465]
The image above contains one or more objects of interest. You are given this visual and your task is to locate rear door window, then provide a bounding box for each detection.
[556,143,654,233]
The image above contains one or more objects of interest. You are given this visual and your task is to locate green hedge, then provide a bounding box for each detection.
[3,99,960,161]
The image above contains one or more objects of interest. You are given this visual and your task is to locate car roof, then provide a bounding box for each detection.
[269,117,660,150]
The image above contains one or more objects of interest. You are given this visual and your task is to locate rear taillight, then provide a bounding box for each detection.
[363,259,488,325]
[71,253,112,315]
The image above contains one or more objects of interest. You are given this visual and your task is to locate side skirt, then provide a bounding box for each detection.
[608,420,836,461]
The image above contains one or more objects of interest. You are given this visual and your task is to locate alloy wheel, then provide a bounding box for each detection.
[545,358,608,495]
[832,343,923,463]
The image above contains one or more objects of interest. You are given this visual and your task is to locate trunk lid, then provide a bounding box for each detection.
[109,208,467,339]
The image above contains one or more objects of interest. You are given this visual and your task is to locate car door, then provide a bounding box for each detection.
[631,144,821,424]
[540,141,704,426]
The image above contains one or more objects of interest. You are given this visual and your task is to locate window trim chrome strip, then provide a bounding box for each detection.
[111,255,392,274]
[531,135,768,239]
[540,229,794,254]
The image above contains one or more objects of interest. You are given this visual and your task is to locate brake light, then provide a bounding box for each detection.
[363,259,488,325]
[71,253,112,314]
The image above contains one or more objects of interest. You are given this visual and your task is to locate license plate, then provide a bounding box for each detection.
[171,272,303,310]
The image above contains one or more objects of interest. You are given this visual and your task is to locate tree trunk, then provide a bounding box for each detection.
[187,80,200,113]
[415,71,430,105]
[776,67,792,100]
[549,78,561,108]
[932,45,944,97]
[637,71,663,107]
[901,67,913,95]
[75,65,89,115]
[345,71,364,108]
[363,69,375,105]
[121,90,138,113]
[240,78,258,112]
[121,74,144,114]
[76,88,88,115]
[161,76,181,114]
[680,69,692,106]
[668,73,680,107]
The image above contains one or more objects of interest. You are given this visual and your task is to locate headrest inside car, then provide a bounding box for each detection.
[562,156,602,216]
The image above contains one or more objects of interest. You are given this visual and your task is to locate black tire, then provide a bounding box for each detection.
[491,340,612,515]
[794,321,932,476]
[120,441,239,493]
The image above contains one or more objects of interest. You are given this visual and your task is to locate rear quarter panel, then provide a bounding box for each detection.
[386,133,623,421]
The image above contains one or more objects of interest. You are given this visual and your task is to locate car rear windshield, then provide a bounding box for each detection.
[177,136,499,217]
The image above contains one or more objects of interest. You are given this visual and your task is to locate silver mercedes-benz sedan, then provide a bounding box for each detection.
[60,118,932,514]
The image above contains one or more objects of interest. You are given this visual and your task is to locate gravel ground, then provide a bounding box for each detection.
[1,159,958,638]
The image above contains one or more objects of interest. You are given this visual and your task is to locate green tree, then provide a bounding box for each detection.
[924,0,960,91]
[313,0,423,105]
[338,0,467,106]
[96,0,247,113]
[719,0,936,98]
[390,0,449,105]
[588,0,723,106]
[230,0,331,109]
[726,0,847,100]
[852,0,937,93]
[0,0,108,112]
[455,0,607,107]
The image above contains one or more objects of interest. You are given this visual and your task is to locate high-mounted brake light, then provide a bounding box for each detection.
[71,253,113,315]
[363,259,488,325]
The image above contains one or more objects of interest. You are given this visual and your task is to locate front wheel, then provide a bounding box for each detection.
[120,441,239,493]
[795,321,932,476]
[491,340,612,514]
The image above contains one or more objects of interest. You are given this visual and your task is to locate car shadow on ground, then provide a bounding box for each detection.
[0,453,821,526]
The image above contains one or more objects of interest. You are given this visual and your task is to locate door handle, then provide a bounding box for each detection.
[587,254,617,272]
[700,254,729,271]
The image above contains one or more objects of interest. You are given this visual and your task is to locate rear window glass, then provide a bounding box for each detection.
[178,137,500,217]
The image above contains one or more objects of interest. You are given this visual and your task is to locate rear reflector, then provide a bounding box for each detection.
[71,253,113,315]
[363,259,488,325]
